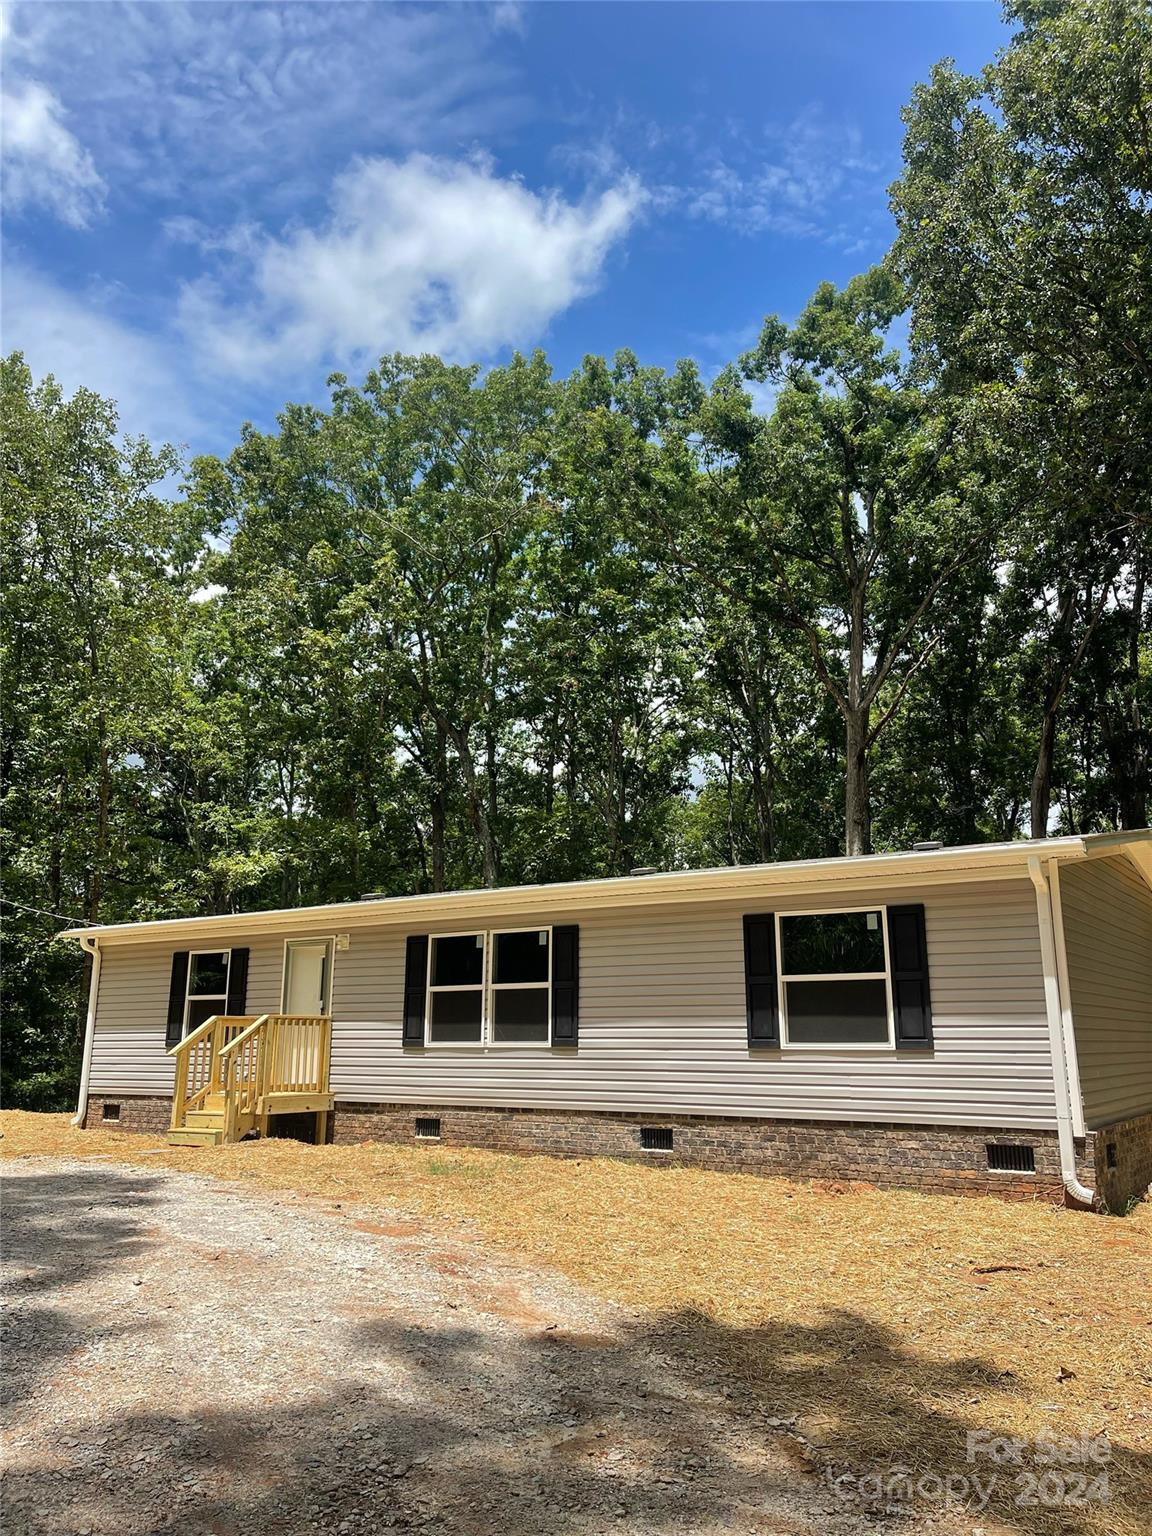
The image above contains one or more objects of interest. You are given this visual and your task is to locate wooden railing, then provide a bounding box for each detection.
[169,1012,332,1138]
[265,1015,332,1095]
[218,1013,332,1139]
[168,1014,260,1130]
[216,1014,268,1138]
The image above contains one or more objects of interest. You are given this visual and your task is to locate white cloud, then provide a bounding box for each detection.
[489,3,525,35]
[1,264,205,452]
[5,2,527,211]
[684,105,886,248]
[179,154,644,376]
[1,77,105,226]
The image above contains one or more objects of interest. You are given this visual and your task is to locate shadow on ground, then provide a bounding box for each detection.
[2,1169,161,1413]
[2,1168,1146,1536]
[662,1306,1148,1536]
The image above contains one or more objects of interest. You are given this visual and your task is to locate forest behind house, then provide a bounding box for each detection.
[3,0,1149,1108]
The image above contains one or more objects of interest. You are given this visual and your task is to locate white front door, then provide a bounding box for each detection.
[283,941,331,1016]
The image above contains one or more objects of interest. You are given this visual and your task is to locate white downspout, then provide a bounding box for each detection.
[1028,857,1094,1207]
[70,936,101,1128]
[1047,861,1086,1138]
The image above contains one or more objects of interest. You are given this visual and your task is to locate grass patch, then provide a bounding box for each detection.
[3,1110,1150,1535]
[424,1157,492,1178]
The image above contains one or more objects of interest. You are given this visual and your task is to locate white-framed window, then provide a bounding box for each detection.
[777,908,893,1049]
[184,950,231,1037]
[426,928,552,1047]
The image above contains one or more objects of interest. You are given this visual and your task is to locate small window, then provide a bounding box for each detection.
[427,934,485,1044]
[640,1126,674,1152]
[415,1117,441,1140]
[986,1143,1035,1174]
[188,951,229,995]
[490,929,550,1044]
[778,910,891,1048]
[184,950,231,1036]
[1106,1142,1118,1169]
[432,934,485,988]
[102,1102,121,1122]
[425,929,552,1047]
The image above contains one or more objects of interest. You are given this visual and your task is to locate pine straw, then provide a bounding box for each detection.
[3,1112,1150,1535]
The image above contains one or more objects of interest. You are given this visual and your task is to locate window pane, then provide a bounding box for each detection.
[431,934,484,988]
[491,987,549,1043]
[428,989,483,1043]
[784,979,889,1044]
[188,952,229,995]
[781,912,884,975]
[185,997,222,1035]
[493,929,549,985]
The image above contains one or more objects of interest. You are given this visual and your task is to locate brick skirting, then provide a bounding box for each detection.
[1091,1111,1152,1212]
[331,1101,1096,1203]
[83,1094,172,1136]
[83,1092,1152,1210]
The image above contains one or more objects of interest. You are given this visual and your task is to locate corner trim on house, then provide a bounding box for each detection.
[70,936,101,1128]
[1028,856,1093,1206]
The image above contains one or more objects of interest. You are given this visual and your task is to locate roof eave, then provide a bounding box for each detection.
[58,833,1146,947]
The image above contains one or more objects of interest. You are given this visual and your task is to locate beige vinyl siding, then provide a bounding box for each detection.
[88,876,1055,1127]
[85,933,287,1096]
[86,941,177,1096]
[1060,855,1152,1129]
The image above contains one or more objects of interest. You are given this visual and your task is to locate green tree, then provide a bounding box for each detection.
[1,354,188,1105]
[662,270,1000,855]
[892,0,1152,833]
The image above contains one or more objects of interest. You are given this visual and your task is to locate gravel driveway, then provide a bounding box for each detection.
[2,1155,885,1536]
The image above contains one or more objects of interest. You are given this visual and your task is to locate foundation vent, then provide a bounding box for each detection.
[102,1103,121,1122]
[415,1117,442,1141]
[986,1142,1035,1174]
[640,1126,675,1152]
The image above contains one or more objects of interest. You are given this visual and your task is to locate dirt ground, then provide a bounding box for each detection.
[3,1154,885,1536]
[2,1115,1150,1536]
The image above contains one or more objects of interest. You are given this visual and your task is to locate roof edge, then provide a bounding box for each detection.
[58,831,1152,946]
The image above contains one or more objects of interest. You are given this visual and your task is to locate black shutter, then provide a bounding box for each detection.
[888,904,933,1049]
[166,951,190,1049]
[403,935,429,1045]
[743,914,780,1047]
[226,947,249,1014]
[551,925,579,1045]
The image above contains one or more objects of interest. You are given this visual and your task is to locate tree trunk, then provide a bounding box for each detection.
[1119,563,1148,830]
[429,795,447,891]
[1030,706,1058,839]
[844,576,871,857]
[844,706,872,856]
[1029,580,1110,839]
[446,720,499,887]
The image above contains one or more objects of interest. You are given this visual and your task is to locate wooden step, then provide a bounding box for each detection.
[184,1109,225,1129]
[168,1126,225,1147]
[259,1092,335,1115]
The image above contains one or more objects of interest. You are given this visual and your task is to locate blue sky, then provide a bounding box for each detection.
[2,1,1010,461]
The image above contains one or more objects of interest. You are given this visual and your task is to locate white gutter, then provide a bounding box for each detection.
[70,936,101,1129]
[1027,856,1094,1207]
[60,832,1152,950]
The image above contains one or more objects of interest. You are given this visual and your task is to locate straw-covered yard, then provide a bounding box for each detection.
[2,1110,1149,1535]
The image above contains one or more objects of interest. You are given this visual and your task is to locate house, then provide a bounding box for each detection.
[63,831,1152,1210]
